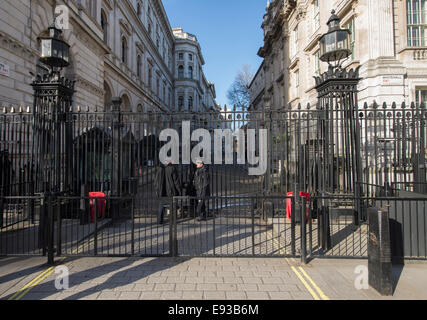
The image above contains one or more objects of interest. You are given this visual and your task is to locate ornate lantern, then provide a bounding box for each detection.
[319,10,351,66]
[39,22,70,70]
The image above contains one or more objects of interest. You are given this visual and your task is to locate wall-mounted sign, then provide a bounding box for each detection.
[0,62,10,77]
[382,75,403,86]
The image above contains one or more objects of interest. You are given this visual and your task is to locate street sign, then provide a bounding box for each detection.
[0,62,10,77]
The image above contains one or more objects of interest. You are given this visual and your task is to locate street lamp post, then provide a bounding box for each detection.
[32,20,74,264]
[314,10,364,250]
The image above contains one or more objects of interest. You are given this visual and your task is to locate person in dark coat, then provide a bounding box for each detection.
[0,150,14,197]
[181,163,197,217]
[155,161,181,224]
[193,159,210,221]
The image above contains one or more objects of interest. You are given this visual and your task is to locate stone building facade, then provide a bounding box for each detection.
[173,27,218,114]
[0,0,218,118]
[255,0,427,109]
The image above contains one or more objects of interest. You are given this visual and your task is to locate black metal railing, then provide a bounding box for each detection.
[1,104,426,262]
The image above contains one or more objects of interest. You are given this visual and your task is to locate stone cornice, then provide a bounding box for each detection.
[0,31,38,63]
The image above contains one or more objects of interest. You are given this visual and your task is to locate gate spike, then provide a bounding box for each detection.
[19,106,23,113]
[410,101,416,109]
[372,101,378,109]
[382,102,387,109]
[10,106,15,113]
[86,105,90,112]
[363,102,368,109]
[2,106,6,113]
[26,106,31,113]
[391,102,397,109]
[401,102,406,109]
[77,105,81,112]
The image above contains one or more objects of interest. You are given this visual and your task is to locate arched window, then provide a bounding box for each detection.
[188,66,193,79]
[178,65,184,79]
[101,10,108,44]
[178,96,184,110]
[188,96,193,109]
[121,37,128,64]
[137,55,142,78]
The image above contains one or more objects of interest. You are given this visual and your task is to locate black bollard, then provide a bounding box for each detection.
[368,207,393,296]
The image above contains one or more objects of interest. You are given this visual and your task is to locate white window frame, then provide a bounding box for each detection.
[407,0,427,47]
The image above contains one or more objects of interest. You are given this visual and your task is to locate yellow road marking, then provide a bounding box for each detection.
[269,228,330,300]
[8,267,54,300]
[298,266,330,300]
[15,268,56,300]
[72,230,105,255]
[291,266,321,300]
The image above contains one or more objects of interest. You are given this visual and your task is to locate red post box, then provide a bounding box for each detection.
[89,192,106,223]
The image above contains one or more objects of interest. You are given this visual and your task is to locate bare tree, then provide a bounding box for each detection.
[226,64,254,111]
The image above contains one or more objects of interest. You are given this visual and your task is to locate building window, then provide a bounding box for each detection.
[148,23,152,36]
[101,10,108,44]
[148,67,152,88]
[178,96,184,110]
[178,65,184,79]
[189,53,193,61]
[137,55,142,78]
[407,0,427,47]
[137,3,142,18]
[295,70,299,88]
[344,17,356,60]
[416,88,427,106]
[87,0,97,19]
[313,0,320,32]
[291,25,299,58]
[188,96,193,109]
[188,66,193,79]
[178,53,184,60]
[121,37,128,64]
[314,51,321,75]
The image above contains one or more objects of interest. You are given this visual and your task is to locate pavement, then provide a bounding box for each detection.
[1,255,426,300]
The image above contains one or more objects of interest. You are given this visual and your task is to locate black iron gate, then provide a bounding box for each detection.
[1,101,426,261]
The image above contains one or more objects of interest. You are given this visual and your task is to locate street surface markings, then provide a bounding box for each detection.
[270,228,330,300]
[71,229,106,255]
[8,258,67,300]
[8,267,55,300]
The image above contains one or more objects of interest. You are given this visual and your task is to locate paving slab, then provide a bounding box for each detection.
[1,256,426,300]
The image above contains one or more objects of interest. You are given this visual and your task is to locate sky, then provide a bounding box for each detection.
[162,0,266,108]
